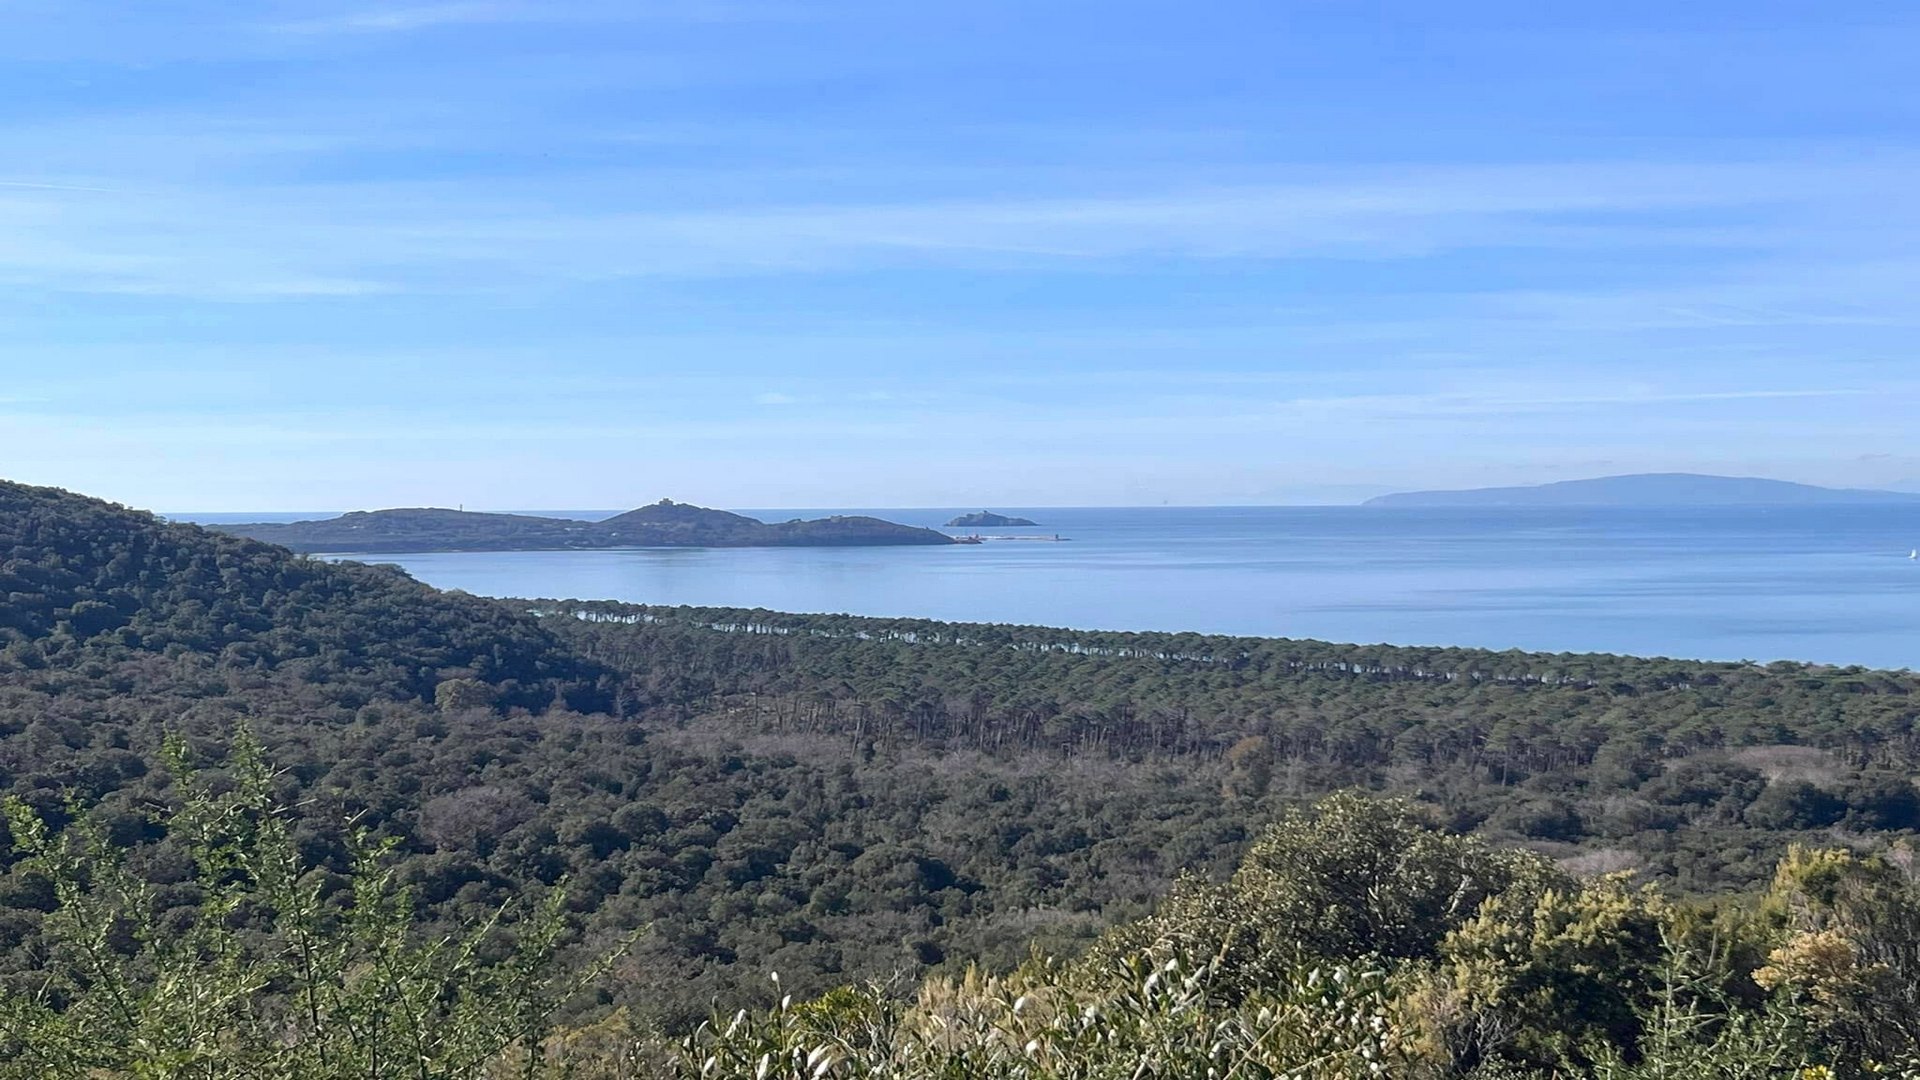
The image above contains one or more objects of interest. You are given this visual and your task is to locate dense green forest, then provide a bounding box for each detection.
[6,477,1920,1075]
[539,599,1920,887]
[11,762,1920,1076]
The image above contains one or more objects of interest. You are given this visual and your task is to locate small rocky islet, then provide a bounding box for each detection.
[945,510,1040,527]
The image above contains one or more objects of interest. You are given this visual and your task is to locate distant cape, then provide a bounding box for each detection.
[214,500,958,553]
[1364,473,1920,508]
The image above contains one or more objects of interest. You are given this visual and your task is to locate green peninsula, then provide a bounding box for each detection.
[215,498,956,553]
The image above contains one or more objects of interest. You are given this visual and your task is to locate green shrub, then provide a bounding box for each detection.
[0,726,625,1080]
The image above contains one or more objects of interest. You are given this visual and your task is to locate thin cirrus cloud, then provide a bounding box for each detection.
[0,157,1911,300]
[273,3,523,34]
[0,376,1878,443]
[338,158,1905,267]
[268,1,797,36]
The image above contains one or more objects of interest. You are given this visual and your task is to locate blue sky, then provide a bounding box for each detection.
[2,1,1916,510]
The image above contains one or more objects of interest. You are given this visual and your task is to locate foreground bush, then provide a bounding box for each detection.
[0,728,617,1080]
[665,958,1412,1080]
[590,798,1920,1079]
[9,747,1920,1078]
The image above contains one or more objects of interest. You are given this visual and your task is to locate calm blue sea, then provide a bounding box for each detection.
[172,506,1920,669]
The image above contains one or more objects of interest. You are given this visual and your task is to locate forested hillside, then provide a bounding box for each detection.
[0,480,613,711]
[214,499,956,553]
[5,478,1920,1052]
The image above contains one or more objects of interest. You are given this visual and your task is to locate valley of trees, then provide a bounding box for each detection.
[543,599,1920,888]
[6,477,1920,1075]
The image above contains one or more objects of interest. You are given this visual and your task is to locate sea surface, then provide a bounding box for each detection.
[174,506,1920,669]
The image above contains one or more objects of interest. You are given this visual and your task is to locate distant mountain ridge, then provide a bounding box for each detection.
[1365,473,1920,508]
[216,499,956,553]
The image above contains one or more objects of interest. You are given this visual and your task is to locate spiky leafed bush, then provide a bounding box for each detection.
[1079,793,1569,1002]
[0,727,622,1080]
[1755,845,1920,1066]
[668,955,1414,1080]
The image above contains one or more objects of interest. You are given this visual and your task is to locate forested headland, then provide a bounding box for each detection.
[6,477,1920,1076]
[213,499,956,553]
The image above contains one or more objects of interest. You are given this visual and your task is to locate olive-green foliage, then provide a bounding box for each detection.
[1755,845,1920,1066]
[575,801,1920,1079]
[1434,875,1674,1066]
[1083,795,1566,1000]
[0,726,617,1080]
[550,799,1920,1079]
[662,957,1414,1080]
[437,676,500,714]
[1580,942,1817,1080]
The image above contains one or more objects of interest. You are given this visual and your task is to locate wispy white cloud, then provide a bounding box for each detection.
[1273,386,1876,421]
[6,374,1893,446]
[0,189,393,300]
[270,1,797,36]
[274,3,532,35]
[2,156,1915,300]
[0,179,130,195]
[427,160,1871,273]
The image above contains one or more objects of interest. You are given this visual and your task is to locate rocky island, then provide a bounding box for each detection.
[216,499,958,553]
[945,510,1039,527]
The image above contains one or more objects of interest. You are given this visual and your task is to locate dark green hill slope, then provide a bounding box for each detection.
[0,479,610,710]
